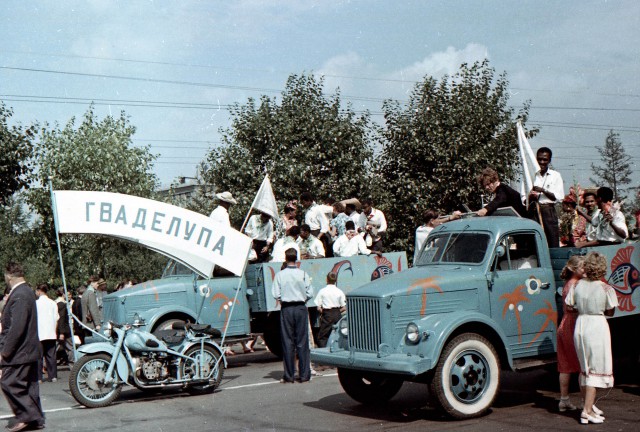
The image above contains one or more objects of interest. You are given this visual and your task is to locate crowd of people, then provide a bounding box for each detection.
[208,190,388,264]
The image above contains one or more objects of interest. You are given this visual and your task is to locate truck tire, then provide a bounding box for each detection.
[338,368,404,405]
[263,312,283,359]
[429,333,500,419]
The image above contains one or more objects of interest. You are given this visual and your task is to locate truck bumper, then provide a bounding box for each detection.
[311,347,433,376]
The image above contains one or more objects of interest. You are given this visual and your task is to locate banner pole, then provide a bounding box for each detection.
[49,180,79,362]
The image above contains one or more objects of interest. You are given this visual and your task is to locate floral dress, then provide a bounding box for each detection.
[565,279,619,388]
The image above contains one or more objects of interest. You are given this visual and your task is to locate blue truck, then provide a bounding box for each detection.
[102,252,407,357]
[311,215,640,419]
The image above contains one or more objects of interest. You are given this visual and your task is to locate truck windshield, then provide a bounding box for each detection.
[415,232,490,265]
[162,260,194,278]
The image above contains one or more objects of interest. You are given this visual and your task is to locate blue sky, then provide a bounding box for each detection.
[1,0,638,197]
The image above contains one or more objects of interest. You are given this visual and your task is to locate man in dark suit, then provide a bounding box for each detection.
[0,262,45,432]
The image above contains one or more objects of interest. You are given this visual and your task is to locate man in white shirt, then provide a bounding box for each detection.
[591,187,628,245]
[245,211,275,262]
[271,227,301,262]
[345,203,362,230]
[300,192,331,255]
[333,221,380,257]
[575,192,600,247]
[528,147,564,248]
[297,224,326,259]
[358,199,387,252]
[314,272,346,348]
[36,284,59,382]
[209,191,237,227]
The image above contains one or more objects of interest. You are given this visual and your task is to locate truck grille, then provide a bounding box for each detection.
[347,297,381,352]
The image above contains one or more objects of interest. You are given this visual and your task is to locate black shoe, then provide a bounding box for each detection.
[6,422,28,432]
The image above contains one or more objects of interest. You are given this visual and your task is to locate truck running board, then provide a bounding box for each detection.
[512,355,557,370]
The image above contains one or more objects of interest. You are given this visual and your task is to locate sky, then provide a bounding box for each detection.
[1,0,639,199]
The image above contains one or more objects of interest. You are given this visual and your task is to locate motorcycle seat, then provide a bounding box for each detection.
[190,324,210,332]
[162,334,184,345]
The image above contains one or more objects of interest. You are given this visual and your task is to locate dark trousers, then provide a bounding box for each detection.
[317,309,342,348]
[251,239,270,263]
[280,303,310,382]
[0,362,44,424]
[538,204,559,248]
[39,340,57,381]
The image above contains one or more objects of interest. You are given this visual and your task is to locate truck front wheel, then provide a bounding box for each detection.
[429,333,500,419]
[338,368,404,405]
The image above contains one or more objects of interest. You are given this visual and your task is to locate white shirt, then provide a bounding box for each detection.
[593,206,628,242]
[209,205,230,227]
[333,233,372,257]
[358,208,387,238]
[245,215,274,243]
[270,236,301,262]
[297,235,326,258]
[533,169,564,204]
[348,211,363,230]
[36,295,59,341]
[414,225,433,262]
[304,203,330,233]
[586,208,601,241]
[314,284,346,309]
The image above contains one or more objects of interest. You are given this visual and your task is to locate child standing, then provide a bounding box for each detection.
[314,272,346,348]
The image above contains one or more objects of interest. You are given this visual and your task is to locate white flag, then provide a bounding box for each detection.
[250,175,279,220]
[516,121,540,206]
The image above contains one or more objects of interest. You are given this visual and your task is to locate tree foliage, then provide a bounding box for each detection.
[0,103,36,205]
[375,60,534,254]
[27,107,164,287]
[590,130,632,202]
[202,74,375,225]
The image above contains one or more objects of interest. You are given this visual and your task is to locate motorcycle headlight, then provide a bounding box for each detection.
[103,322,113,338]
[339,317,349,337]
[405,322,421,344]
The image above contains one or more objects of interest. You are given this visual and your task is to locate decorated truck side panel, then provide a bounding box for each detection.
[311,216,640,420]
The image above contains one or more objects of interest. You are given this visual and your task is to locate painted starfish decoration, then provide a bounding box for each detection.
[499,285,531,343]
[210,292,239,332]
[526,300,557,347]
[407,277,443,316]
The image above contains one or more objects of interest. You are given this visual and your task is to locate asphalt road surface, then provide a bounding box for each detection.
[1,345,638,432]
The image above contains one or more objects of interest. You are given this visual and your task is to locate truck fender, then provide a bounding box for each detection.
[180,340,228,369]
[77,342,132,384]
[144,305,197,330]
[413,310,514,372]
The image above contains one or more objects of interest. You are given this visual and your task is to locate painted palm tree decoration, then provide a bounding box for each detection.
[526,300,557,347]
[407,277,442,316]
[499,285,531,343]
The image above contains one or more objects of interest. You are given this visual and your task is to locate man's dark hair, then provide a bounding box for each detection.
[4,262,24,278]
[36,283,49,293]
[583,191,597,200]
[597,186,614,202]
[423,209,439,224]
[345,220,356,230]
[288,225,300,237]
[327,272,337,284]
[300,192,313,202]
[537,147,553,159]
[361,198,373,206]
[77,285,87,295]
[345,203,356,212]
[323,197,336,205]
[284,248,298,263]
[300,224,311,233]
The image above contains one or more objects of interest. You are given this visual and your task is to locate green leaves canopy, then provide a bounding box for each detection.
[0,103,35,205]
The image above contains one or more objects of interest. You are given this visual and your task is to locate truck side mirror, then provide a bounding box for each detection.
[495,245,506,258]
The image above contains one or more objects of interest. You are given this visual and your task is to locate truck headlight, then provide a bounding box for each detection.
[405,322,421,344]
[339,318,349,337]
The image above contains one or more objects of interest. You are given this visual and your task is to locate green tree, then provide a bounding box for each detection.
[27,107,164,287]
[202,73,375,225]
[376,60,534,254]
[0,103,36,204]
[590,130,632,202]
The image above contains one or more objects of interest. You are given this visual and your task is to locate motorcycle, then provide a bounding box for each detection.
[69,316,225,408]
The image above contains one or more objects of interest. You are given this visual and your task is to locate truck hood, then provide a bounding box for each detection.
[349,264,487,298]
[104,276,193,301]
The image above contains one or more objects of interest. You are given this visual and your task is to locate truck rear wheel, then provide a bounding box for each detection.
[263,312,283,359]
[338,368,404,405]
[429,333,500,419]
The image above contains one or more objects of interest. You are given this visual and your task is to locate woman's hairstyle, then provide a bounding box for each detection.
[476,168,499,187]
[560,255,585,281]
[583,251,608,280]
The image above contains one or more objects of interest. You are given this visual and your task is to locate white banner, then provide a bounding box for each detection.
[52,191,252,277]
[250,175,279,220]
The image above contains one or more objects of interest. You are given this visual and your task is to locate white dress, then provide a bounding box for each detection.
[565,279,619,388]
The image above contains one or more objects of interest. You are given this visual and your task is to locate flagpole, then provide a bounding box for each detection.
[49,179,79,362]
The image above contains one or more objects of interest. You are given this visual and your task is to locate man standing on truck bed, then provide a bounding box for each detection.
[272,248,314,384]
[528,147,564,248]
[209,191,237,227]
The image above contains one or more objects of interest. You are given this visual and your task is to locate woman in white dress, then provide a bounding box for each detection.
[565,251,618,425]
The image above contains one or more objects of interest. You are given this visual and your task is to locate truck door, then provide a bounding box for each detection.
[197,274,251,336]
[490,232,556,357]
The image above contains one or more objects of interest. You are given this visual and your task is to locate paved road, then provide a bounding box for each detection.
[1,346,638,431]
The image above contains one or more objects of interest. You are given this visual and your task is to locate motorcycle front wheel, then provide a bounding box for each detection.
[69,353,123,408]
[180,345,224,395]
